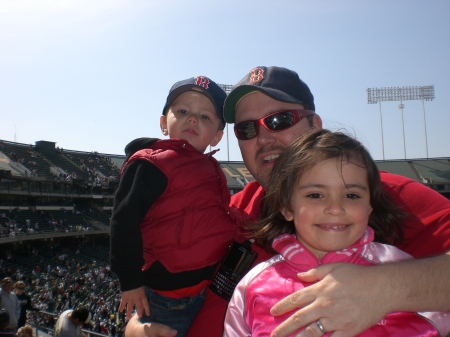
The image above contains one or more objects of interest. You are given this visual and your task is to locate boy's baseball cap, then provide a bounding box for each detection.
[162,76,227,130]
[224,66,315,123]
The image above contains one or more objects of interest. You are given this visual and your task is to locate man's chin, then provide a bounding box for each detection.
[255,172,271,189]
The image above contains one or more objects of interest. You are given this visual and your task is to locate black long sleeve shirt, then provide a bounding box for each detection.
[109,139,218,292]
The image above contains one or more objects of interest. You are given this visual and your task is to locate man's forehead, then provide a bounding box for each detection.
[235,91,305,121]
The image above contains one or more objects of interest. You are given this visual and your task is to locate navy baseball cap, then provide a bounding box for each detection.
[224,66,315,123]
[162,76,227,130]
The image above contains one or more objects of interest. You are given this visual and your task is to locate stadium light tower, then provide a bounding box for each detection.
[218,83,233,161]
[367,85,435,159]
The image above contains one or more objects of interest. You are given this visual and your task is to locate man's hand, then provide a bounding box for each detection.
[125,314,177,337]
[269,263,392,337]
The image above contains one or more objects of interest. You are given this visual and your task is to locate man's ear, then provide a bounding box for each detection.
[160,116,168,136]
[280,207,294,221]
[209,129,224,147]
[312,114,323,130]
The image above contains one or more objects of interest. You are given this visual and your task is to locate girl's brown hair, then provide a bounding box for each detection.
[254,129,406,254]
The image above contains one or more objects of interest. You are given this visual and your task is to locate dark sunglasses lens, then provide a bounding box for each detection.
[265,111,295,131]
[235,122,257,140]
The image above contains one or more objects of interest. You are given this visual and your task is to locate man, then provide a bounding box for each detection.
[53,307,91,337]
[0,310,16,337]
[0,278,20,332]
[125,66,450,337]
[14,281,37,329]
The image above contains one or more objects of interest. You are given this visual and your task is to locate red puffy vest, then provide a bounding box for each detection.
[123,139,243,273]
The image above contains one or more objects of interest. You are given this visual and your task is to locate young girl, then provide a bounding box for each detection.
[223,129,450,336]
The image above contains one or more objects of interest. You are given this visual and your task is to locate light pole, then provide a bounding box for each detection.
[218,83,233,161]
[367,85,435,159]
[399,100,406,159]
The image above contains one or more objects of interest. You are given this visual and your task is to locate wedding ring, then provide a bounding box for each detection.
[316,320,326,334]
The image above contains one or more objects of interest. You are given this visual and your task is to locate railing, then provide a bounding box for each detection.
[26,311,114,337]
[29,325,110,337]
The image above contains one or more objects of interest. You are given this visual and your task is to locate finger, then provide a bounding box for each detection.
[126,303,134,320]
[142,297,151,317]
[119,300,126,313]
[270,308,318,337]
[295,321,329,337]
[270,287,316,316]
[135,302,144,318]
[297,264,334,283]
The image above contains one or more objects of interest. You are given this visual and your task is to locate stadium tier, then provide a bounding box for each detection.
[1,138,450,335]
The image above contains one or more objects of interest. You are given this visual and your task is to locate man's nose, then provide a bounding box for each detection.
[256,124,276,146]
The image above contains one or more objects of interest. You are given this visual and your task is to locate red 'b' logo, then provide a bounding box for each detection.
[249,68,264,84]
[195,76,210,89]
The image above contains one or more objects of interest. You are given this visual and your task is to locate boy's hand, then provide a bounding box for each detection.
[119,286,150,320]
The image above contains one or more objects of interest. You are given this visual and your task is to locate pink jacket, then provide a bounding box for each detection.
[224,227,450,336]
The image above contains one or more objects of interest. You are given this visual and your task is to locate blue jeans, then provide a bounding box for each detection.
[139,287,206,337]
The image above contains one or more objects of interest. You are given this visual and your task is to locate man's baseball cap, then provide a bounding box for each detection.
[162,76,227,130]
[224,66,315,123]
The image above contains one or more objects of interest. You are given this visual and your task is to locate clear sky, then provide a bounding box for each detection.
[1,0,449,162]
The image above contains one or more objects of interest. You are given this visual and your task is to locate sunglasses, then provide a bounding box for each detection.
[234,109,315,140]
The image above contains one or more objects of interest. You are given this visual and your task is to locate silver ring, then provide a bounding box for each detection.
[316,320,326,334]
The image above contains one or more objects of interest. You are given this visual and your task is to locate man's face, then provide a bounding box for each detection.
[15,286,25,294]
[1,283,12,293]
[235,91,322,187]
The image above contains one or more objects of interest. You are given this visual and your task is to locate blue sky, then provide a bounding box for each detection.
[1,0,449,162]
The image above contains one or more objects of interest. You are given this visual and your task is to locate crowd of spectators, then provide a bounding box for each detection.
[0,212,40,238]
[1,140,120,186]
[4,145,40,178]
[39,210,94,234]
[0,142,123,335]
[0,240,124,336]
[0,209,97,239]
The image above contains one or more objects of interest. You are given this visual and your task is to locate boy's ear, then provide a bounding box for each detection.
[209,129,224,147]
[280,207,294,221]
[160,116,168,136]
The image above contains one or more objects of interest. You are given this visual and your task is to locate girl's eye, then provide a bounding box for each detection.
[178,110,187,115]
[306,193,322,199]
[345,193,360,199]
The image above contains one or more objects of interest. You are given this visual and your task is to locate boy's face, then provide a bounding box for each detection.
[160,90,224,153]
